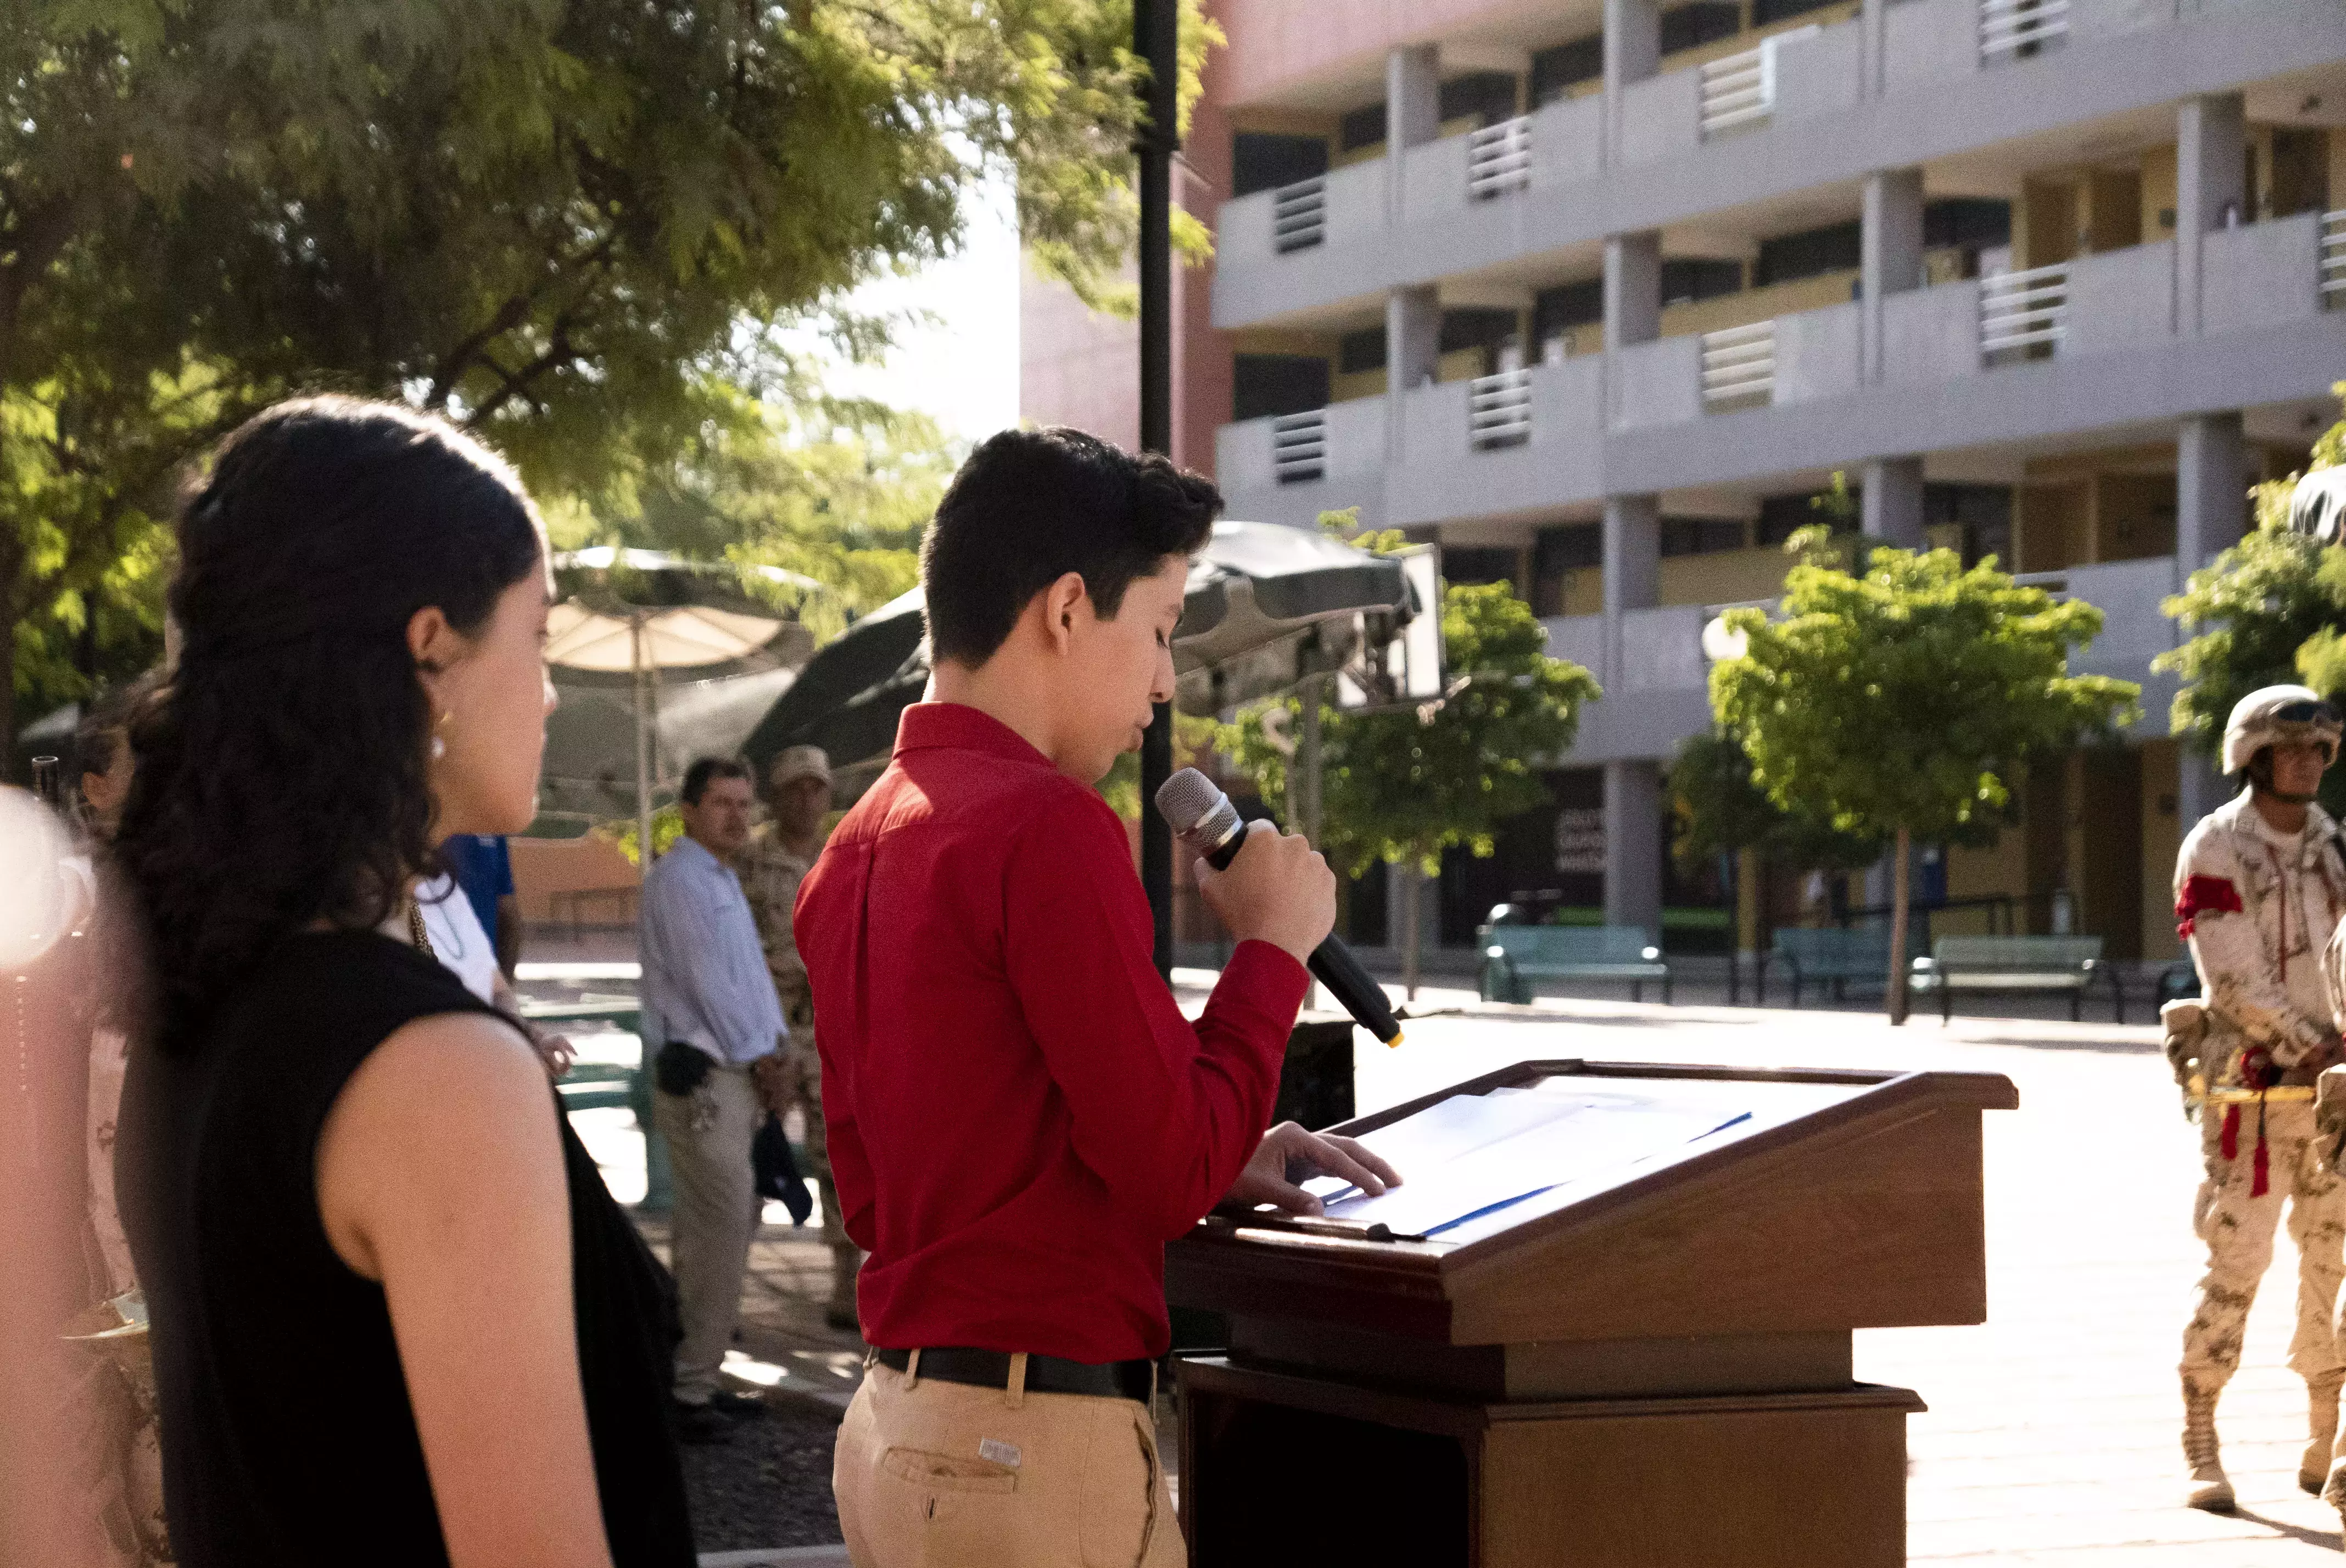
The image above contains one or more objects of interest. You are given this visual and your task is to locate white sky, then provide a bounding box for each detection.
[800,173,1023,445]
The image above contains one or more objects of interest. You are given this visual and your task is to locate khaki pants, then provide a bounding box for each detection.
[653,1060,763,1405]
[2181,1098,2346,1400]
[835,1357,1184,1568]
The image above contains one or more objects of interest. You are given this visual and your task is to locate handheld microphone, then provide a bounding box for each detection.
[1155,768,1405,1048]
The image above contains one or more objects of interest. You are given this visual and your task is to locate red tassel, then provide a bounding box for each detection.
[2252,1098,2272,1197]
[2222,1103,2241,1160]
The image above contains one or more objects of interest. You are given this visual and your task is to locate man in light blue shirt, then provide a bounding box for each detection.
[640,755,785,1440]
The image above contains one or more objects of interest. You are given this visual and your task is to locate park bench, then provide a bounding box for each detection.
[1762,926,1915,1008]
[522,995,643,1112]
[1480,925,1672,1005]
[521,991,680,1209]
[1908,935,2121,1023]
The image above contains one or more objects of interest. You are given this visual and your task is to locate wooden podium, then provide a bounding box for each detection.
[1167,1059,2018,1567]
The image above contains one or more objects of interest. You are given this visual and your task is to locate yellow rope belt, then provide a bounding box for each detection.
[2189,1077,2318,1104]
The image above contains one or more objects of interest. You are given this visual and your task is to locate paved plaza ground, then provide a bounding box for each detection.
[548,957,2346,1564]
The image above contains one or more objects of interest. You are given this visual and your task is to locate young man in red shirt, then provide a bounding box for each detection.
[798,428,1400,1566]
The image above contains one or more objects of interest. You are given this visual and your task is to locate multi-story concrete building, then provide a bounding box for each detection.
[1024,0,2346,971]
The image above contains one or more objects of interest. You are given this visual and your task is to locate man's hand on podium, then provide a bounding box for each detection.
[1222,1122,1402,1217]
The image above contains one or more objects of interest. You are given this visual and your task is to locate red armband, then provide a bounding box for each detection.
[2176,874,2243,939]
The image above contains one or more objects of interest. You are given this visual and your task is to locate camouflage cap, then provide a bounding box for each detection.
[768,744,832,789]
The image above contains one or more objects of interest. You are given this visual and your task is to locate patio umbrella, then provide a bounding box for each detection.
[537,663,800,824]
[742,520,1416,777]
[546,550,819,859]
[737,588,926,776]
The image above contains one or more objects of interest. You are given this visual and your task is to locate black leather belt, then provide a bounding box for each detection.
[874,1346,1153,1404]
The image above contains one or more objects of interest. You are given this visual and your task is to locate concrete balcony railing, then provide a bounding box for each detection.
[1467,367,1534,449]
[1210,0,2332,331]
[1889,0,2219,84]
[1544,559,2176,693]
[1216,0,2217,262]
[1535,557,2180,762]
[1611,300,1862,426]
[1603,213,2334,425]
[1218,158,1384,264]
[1215,393,1387,509]
[1466,116,1533,200]
[1886,214,2337,379]
[1979,0,2073,60]
[2026,558,2181,684]
[1389,359,1607,519]
[1214,212,2344,534]
[1543,614,1607,677]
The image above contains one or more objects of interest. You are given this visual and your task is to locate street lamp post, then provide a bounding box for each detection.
[1135,0,1178,979]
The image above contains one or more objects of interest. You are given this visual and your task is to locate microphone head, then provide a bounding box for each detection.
[1155,766,1242,852]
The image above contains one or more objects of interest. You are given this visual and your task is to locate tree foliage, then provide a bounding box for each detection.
[2159,387,2346,749]
[1218,581,1601,878]
[544,380,953,641]
[1096,710,1219,821]
[1710,537,2138,1018]
[2157,526,2341,757]
[1713,539,2138,844]
[1666,729,1881,874]
[1,0,1215,751]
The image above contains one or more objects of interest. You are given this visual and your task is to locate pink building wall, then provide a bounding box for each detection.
[1018,3,1243,480]
[1215,0,1558,107]
[1018,0,1548,479]
[1018,257,1142,451]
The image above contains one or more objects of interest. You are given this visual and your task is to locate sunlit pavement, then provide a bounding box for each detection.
[1371,983,2341,1565]
[563,964,2343,1563]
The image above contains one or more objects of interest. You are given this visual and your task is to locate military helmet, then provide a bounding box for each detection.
[2221,684,2343,775]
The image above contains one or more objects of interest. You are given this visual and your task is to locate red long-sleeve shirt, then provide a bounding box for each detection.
[794,702,1308,1362]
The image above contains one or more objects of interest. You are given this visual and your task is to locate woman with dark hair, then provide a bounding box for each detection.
[111,395,694,1568]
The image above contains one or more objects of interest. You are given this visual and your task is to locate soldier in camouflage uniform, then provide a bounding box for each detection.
[736,745,861,1330]
[2171,686,2346,1512]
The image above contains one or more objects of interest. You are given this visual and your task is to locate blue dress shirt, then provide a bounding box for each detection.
[639,835,785,1066]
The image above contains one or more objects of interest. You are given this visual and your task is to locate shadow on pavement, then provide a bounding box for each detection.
[2232,1506,2343,1552]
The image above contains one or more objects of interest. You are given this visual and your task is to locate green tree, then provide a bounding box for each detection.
[2158,527,2342,756]
[1219,580,1601,996]
[1097,710,1220,821]
[2,0,1216,760]
[1710,534,2138,1022]
[2159,389,2346,774]
[1667,728,1883,878]
[544,380,954,639]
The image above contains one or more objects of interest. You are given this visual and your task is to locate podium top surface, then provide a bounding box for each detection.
[1168,1058,2017,1346]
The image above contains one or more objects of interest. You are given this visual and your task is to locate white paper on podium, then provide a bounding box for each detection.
[1305,1087,1751,1237]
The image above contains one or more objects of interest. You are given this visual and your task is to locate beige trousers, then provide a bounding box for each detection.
[2181,1098,2346,1399]
[652,1059,763,1404]
[835,1357,1185,1568]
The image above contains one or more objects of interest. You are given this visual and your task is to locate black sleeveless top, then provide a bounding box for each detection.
[117,931,695,1568]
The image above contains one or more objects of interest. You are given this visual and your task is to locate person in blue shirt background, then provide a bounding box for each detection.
[442,832,522,978]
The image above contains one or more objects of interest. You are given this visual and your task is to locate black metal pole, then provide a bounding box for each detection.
[1136,0,1178,980]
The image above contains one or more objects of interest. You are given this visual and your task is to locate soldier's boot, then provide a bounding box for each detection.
[2303,1376,2342,1495]
[2184,1390,2235,1513]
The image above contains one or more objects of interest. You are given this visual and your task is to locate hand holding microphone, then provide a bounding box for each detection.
[1192,818,1334,965]
[1157,768,1406,1048]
